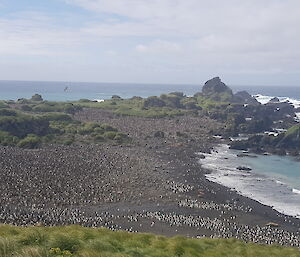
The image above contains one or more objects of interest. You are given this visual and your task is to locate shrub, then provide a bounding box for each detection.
[78,123,100,135]
[93,135,105,142]
[113,132,129,143]
[31,94,43,101]
[32,102,81,114]
[32,103,54,112]
[50,234,81,253]
[0,130,18,146]
[79,99,91,103]
[21,230,48,246]
[21,105,33,111]
[100,124,117,132]
[160,94,182,108]
[103,131,117,140]
[62,138,74,145]
[17,135,41,149]
[143,96,166,108]
[43,113,72,122]
[0,101,9,108]
[0,109,17,116]
[0,237,16,257]
[63,104,81,114]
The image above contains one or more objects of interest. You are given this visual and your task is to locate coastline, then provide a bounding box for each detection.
[200,144,300,219]
[0,105,300,246]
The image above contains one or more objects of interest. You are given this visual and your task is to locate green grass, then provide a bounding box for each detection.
[284,124,300,138]
[0,109,130,148]
[73,98,188,118]
[0,225,299,257]
[7,93,229,119]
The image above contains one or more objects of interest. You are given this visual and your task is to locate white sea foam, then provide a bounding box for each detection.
[253,94,300,122]
[200,144,300,219]
[275,180,286,185]
[254,94,300,108]
[93,99,105,102]
[293,188,300,195]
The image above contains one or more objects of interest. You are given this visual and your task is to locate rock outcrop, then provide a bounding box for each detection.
[202,77,233,96]
[202,77,259,105]
[233,91,260,105]
[277,124,300,149]
[230,124,300,155]
[269,97,280,103]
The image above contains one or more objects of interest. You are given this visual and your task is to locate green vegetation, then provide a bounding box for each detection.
[31,94,43,102]
[30,102,81,114]
[230,123,300,154]
[11,97,82,114]
[72,93,203,118]
[0,225,299,257]
[0,109,129,148]
[284,124,300,138]
[0,101,9,108]
[277,124,300,149]
[73,96,189,118]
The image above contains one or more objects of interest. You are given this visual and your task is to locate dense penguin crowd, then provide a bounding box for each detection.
[0,110,299,247]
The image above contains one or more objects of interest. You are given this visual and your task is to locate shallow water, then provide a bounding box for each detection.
[200,145,300,218]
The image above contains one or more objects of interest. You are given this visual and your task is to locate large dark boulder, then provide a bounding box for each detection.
[265,101,295,119]
[202,77,233,96]
[269,97,280,103]
[143,96,166,108]
[160,94,182,108]
[233,91,260,105]
[31,94,43,101]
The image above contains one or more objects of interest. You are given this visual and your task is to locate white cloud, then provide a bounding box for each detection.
[136,40,181,54]
[65,0,300,61]
[1,0,300,83]
[0,13,85,56]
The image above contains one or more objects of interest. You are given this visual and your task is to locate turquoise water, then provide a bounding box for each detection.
[201,145,300,218]
[236,154,300,190]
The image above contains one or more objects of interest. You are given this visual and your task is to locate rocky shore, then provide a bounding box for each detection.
[1,108,300,247]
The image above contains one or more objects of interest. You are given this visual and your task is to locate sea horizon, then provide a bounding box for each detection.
[1,79,300,102]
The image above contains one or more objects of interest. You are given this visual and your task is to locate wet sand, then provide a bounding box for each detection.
[0,108,299,247]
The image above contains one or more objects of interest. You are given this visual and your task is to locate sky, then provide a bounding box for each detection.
[0,0,300,85]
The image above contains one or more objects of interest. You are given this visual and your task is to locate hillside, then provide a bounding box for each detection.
[0,225,299,257]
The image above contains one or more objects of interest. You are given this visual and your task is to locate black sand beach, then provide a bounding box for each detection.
[0,108,299,247]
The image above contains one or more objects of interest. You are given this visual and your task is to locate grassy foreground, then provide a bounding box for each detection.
[0,225,299,257]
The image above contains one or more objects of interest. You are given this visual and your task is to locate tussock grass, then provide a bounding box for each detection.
[0,225,299,257]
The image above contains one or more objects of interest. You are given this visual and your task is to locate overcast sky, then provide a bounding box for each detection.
[1,0,300,85]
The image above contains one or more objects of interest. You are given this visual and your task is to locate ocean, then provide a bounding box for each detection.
[0,80,200,102]
[201,145,300,219]
[1,80,300,218]
[1,80,300,102]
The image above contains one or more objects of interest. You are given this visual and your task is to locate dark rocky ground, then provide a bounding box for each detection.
[0,108,299,247]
